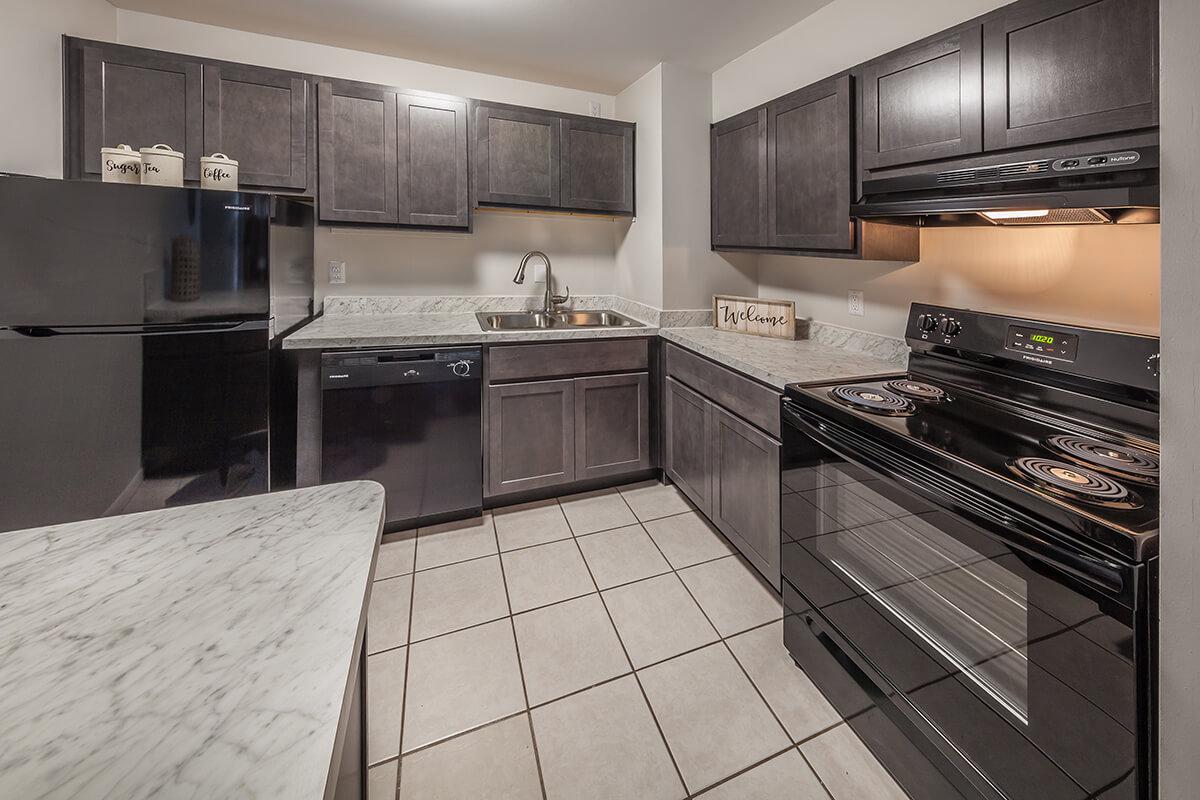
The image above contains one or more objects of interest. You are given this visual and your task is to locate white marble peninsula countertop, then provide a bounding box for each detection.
[0,481,385,800]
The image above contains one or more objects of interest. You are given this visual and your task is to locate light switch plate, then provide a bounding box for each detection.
[328,260,346,284]
[848,290,864,316]
[588,100,602,117]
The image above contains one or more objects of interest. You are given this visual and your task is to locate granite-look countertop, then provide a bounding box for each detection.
[283,311,660,349]
[0,481,385,800]
[659,327,905,389]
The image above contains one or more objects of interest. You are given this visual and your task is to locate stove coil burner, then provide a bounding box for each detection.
[884,379,948,402]
[1044,435,1159,485]
[828,385,916,416]
[1009,457,1141,508]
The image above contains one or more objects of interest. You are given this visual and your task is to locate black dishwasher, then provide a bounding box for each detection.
[321,347,482,530]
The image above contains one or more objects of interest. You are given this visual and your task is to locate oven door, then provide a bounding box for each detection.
[780,400,1147,800]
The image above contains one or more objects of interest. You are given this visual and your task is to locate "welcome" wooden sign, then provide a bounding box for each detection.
[712,295,797,340]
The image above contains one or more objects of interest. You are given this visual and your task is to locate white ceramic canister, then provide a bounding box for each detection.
[99,144,142,183]
[200,153,239,190]
[140,143,185,187]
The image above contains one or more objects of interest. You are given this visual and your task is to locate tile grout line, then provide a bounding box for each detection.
[557,492,693,798]
[391,529,420,799]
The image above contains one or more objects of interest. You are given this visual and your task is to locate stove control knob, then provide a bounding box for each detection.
[939,318,962,337]
[451,359,472,377]
[1146,353,1160,377]
[917,313,938,332]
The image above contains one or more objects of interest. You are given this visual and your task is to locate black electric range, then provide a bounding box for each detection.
[779,304,1158,800]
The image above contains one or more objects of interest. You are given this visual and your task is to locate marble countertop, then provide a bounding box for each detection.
[659,327,905,389]
[0,481,385,800]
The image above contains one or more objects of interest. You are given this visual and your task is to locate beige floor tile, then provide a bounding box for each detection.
[697,749,830,799]
[727,622,842,742]
[415,513,497,570]
[377,531,416,580]
[367,759,398,800]
[402,620,526,752]
[643,511,735,569]
[501,539,595,613]
[532,676,685,800]
[603,574,718,668]
[576,523,671,589]
[678,555,782,637]
[398,714,542,800]
[493,499,573,551]
[638,644,791,793]
[367,575,412,654]
[366,648,406,765]
[409,556,508,641]
[800,724,910,800]
[513,594,630,705]
[559,488,638,535]
[618,480,693,521]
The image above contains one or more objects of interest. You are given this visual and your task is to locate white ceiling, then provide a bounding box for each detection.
[107,0,835,94]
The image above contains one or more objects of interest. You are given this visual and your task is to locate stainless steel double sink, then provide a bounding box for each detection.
[476,309,644,331]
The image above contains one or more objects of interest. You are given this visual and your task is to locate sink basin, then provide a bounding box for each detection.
[477,309,643,332]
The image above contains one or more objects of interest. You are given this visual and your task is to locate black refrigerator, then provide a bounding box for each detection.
[0,175,314,533]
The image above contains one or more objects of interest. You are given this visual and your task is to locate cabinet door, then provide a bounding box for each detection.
[487,379,575,495]
[474,104,562,208]
[561,118,635,214]
[203,64,309,190]
[397,93,469,227]
[80,45,203,180]
[575,373,649,481]
[768,75,853,251]
[860,27,983,170]
[317,80,398,224]
[983,0,1158,150]
[711,107,767,247]
[663,378,713,515]
[710,406,781,589]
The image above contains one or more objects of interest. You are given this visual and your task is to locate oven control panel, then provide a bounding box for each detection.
[1005,325,1079,362]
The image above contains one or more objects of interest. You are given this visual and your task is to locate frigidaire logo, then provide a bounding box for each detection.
[224,205,252,211]
[1021,355,1053,366]
[328,373,350,379]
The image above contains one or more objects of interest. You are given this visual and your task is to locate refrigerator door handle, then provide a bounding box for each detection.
[1,320,270,338]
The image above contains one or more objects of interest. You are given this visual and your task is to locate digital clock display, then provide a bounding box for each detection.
[1006,325,1079,362]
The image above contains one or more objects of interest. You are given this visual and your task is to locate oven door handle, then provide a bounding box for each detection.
[782,400,1129,598]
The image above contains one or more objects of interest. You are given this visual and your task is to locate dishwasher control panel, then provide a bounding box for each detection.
[321,347,482,389]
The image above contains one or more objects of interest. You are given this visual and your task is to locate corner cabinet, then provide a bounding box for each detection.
[710,108,767,248]
[64,38,314,193]
[473,101,635,216]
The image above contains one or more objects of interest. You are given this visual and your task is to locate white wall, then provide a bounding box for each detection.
[613,66,665,308]
[0,0,117,178]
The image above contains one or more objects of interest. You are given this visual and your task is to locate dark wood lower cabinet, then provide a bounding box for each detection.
[575,373,650,480]
[487,379,575,496]
[663,377,714,516]
[710,406,781,589]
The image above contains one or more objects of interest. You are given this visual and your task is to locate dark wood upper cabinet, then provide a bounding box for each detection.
[78,44,203,181]
[396,93,469,227]
[562,118,635,214]
[203,63,309,190]
[474,104,562,208]
[982,0,1158,150]
[767,75,852,250]
[317,80,398,224]
[860,26,983,170]
[710,107,767,248]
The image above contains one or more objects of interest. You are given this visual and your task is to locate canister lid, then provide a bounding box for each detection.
[139,143,184,160]
[200,152,239,167]
[100,143,139,156]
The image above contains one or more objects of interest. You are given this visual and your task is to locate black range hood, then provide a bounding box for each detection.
[851,145,1159,227]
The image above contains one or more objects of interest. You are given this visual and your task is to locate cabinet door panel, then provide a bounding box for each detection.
[81,45,203,180]
[487,379,575,495]
[768,75,852,251]
[861,28,983,169]
[664,377,712,515]
[317,81,398,224]
[575,373,649,480]
[710,406,781,588]
[562,118,634,213]
[711,107,767,247]
[397,94,469,227]
[475,105,562,208]
[203,64,308,190]
[983,0,1158,149]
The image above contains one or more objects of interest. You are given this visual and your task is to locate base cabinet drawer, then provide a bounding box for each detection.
[487,379,576,495]
[710,406,781,589]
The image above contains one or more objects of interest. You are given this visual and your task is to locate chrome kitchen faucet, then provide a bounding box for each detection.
[513,250,570,314]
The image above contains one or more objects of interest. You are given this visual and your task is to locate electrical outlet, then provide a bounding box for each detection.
[848,290,864,316]
[328,260,346,285]
[588,100,602,117]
